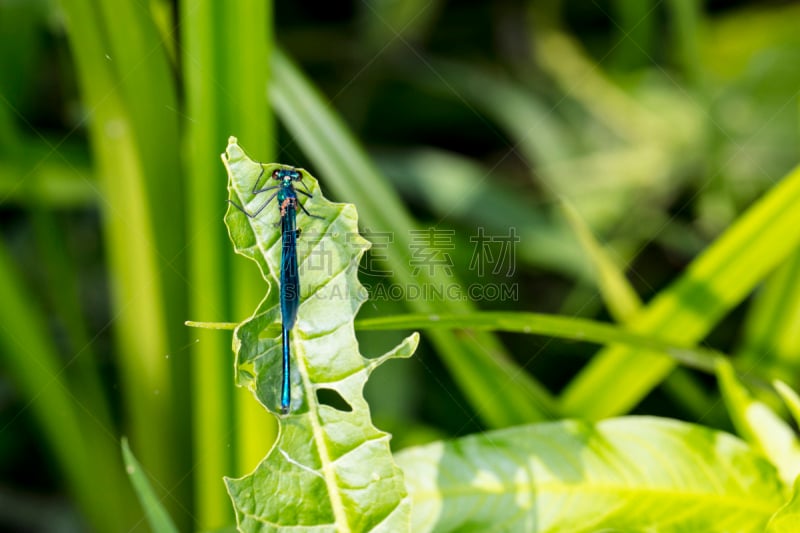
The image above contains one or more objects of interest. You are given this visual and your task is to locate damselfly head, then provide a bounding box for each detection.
[272,168,302,183]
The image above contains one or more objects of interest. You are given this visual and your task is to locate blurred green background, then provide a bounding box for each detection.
[1,0,799,531]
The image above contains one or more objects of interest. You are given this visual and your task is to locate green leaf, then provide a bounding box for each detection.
[121,438,179,533]
[768,478,800,532]
[222,138,418,531]
[717,360,800,486]
[396,416,785,532]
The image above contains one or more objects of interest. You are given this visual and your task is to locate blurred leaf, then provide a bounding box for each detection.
[703,4,800,82]
[528,25,706,228]
[412,50,701,233]
[397,416,785,532]
[375,148,588,279]
[358,0,443,55]
[561,163,800,419]
[222,139,416,531]
[121,438,179,533]
[774,380,800,429]
[768,478,800,533]
[701,3,800,196]
[717,359,800,487]
[409,58,573,171]
[0,138,94,208]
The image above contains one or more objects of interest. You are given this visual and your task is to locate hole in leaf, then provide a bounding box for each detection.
[316,388,352,412]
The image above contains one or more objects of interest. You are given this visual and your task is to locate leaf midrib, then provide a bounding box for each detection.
[295,328,350,532]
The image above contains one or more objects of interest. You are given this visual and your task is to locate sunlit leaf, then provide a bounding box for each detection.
[397,417,785,532]
[768,478,800,532]
[222,138,417,531]
[717,360,800,486]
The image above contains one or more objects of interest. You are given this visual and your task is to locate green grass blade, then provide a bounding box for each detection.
[219,0,278,481]
[122,438,179,533]
[738,250,800,385]
[356,312,722,372]
[610,0,657,70]
[180,1,236,526]
[26,208,139,524]
[717,360,800,487]
[185,320,238,330]
[0,241,125,531]
[397,417,785,532]
[561,163,800,418]
[222,139,417,531]
[561,198,720,418]
[774,380,800,428]
[4,67,133,527]
[180,2,277,525]
[57,0,182,523]
[91,0,187,376]
[90,8,190,494]
[270,48,558,425]
[559,200,641,321]
[666,0,705,86]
